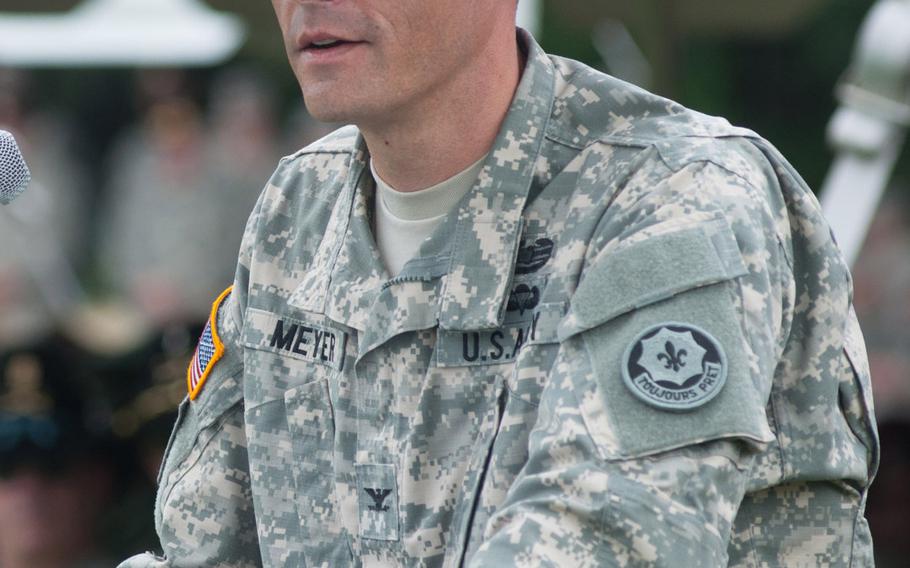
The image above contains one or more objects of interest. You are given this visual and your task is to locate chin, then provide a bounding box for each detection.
[304,101,353,124]
[300,85,353,123]
[303,92,386,127]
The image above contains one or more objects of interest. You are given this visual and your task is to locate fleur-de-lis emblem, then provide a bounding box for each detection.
[657,341,687,372]
[625,323,727,410]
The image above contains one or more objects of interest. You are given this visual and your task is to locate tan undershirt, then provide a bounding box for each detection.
[372,155,486,276]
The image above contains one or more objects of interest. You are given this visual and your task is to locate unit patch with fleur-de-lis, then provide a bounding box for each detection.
[621,322,727,411]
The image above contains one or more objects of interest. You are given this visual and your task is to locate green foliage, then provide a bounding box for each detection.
[539,0,890,191]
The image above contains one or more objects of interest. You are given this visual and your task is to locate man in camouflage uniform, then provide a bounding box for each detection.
[121,1,878,566]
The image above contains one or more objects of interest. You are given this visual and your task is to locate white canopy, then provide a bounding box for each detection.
[0,0,245,67]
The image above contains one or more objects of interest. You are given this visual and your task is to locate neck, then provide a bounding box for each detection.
[361,28,523,192]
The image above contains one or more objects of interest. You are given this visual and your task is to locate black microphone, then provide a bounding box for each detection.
[0,129,31,205]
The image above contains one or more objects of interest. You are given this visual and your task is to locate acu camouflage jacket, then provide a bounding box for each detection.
[121,31,878,567]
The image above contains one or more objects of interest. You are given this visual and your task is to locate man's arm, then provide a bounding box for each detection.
[471,156,788,566]
[119,289,261,568]
[469,337,763,566]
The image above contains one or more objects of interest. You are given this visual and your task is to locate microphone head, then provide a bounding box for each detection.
[0,129,31,205]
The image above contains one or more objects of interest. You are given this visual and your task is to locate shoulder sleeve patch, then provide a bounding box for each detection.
[580,283,774,460]
[188,286,233,401]
[622,322,727,411]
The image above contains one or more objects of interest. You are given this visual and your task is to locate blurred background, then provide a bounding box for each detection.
[0,1,908,566]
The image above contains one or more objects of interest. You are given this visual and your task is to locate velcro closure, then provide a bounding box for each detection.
[558,218,747,340]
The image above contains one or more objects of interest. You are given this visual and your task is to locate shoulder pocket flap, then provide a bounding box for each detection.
[558,218,747,340]
[193,371,244,428]
[164,373,244,480]
[155,377,245,521]
[579,284,774,461]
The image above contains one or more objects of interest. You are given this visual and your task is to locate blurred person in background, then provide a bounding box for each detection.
[204,68,285,288]
[0,334,116,568]
[96,68,284,329]
[0,68,89,264]
[0,68,89,345]
[97,69,221,327]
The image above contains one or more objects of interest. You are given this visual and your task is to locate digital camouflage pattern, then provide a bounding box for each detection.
[120,30,878,567]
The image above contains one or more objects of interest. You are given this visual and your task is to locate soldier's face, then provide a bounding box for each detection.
[271,0,511,126]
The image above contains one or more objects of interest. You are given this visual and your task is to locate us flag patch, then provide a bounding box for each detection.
[187,286,233,400]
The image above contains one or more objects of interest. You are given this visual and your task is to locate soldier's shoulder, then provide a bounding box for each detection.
[546,54,775,184]
[285,124,362,160]
[262,125,362,205]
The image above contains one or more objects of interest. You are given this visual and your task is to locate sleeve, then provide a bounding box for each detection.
[469,156,790,566]
[118,287,261,568]
[118,163,277,568]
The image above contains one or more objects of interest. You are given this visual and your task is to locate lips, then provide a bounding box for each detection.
[310,39,344,49]
[295,32,367,66]
[298,32,363,52]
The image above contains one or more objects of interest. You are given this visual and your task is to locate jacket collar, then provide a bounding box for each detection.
[290,30,556,341]
[438,30,555,331]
